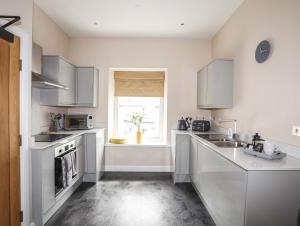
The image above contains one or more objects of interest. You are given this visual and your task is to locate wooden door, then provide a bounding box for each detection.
[0,35,21,226]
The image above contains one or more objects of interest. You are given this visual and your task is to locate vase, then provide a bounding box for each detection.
[136,127,142,144]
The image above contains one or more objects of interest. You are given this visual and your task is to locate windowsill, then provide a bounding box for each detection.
[105,142,170,148]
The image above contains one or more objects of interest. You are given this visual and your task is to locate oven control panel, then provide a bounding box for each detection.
[55,140,75,157]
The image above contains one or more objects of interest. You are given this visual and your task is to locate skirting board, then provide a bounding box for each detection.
[105,165,171,172]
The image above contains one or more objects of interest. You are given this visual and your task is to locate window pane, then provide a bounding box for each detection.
[117,97,161,140]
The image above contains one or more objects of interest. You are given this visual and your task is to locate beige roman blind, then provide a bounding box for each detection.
[114,71,165,97]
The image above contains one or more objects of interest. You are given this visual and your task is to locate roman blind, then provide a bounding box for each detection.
[114,71,165,97]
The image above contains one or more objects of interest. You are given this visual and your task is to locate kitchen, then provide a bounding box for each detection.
[0,0,300,226]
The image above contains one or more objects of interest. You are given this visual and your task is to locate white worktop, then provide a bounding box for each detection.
[172,130,300,171]
[31,128,105,150]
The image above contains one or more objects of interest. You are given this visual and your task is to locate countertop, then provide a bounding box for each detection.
[172,129,300,171]
[31,128,105,150]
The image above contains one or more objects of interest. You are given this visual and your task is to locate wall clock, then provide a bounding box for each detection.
[255,40,271,63]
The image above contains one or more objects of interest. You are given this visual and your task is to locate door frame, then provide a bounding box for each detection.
[0,20,31,226]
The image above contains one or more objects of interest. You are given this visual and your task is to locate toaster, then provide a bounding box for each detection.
[192,120,210,132]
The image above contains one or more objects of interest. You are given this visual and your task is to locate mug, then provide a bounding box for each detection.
[264,141,278,155]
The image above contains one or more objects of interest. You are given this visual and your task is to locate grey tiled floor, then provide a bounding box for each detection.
[46,173,215,226]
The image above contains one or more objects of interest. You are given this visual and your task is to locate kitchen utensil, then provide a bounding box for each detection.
[178,117,189,130]
[264,141,279,155]
[49,112,63,132]
[248,133,265,152]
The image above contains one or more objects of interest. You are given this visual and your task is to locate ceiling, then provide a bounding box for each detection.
[34,0,244,39]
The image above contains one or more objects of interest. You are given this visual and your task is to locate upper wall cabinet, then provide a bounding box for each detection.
[40,56,99,108]
[76,67,99,108]
[197,59,233,109]
[41,56,76,106]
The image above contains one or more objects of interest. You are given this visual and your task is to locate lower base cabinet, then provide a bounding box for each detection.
[83,130,105,182]
[198,142,247,226]
[41,147,56,214]
[32,129,105,226]
[171,132,190,183]
[189,137,300,226]
[77,144,84,178]
[190,137,201,189]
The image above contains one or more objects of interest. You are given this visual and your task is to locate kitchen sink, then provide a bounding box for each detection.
[210,140,244,148]
[196,134,230,141]
[196,134,245,148]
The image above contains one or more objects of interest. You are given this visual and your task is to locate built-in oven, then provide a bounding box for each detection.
[54,141,78,195]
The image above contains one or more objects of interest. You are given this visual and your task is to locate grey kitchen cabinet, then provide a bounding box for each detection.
[32,130,105,226]
[77,145,84,178]
[190,137,200,188]
[32,147,56,226]
[41,56,77,106]
[83,129,105,182]
[195,139,300,226]
[74,135,84,178]
[171,131,191,183]
[41,148,56,214]
[197,59,233,109]
[40,56,99,107]
[245,171,300,226]
[198,142,247,226]
[76,67,99,107]
[172,131,300,226]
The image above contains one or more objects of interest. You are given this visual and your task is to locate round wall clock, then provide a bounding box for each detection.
[255,40,271,63]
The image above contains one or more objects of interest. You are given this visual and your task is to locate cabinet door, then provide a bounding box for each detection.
[190,137,197,183]
[206,60,233,108]
[77,145,84,178]
[96,130,105,175]
[199,143,247,226]
[42,148,55,213]
[41,56,76,106]
[197,67,207,107]
[85,134,95,174]
[195,142,202,192]
[77,67,98,107]
[175,134,190,175]
[84,130,105,182]
[171,132,176,173]
[58,59,76,105]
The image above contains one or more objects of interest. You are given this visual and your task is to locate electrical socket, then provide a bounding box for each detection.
[292,126,300,136]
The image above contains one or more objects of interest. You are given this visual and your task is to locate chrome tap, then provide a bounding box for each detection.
[217,119,237,139]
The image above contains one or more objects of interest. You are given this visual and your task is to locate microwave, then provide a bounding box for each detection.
[64,114,93,130]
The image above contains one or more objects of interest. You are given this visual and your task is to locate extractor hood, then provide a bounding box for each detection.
[31,43,68,89]
[32,72,68,89]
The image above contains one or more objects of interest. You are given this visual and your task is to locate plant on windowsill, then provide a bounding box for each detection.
[131,111,145,144]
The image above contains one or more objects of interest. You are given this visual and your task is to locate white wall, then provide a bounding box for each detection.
[68,38,212,140]
[67,38,211,168]
[31,4,70,134]
[105,145,171,172]
[211,0,300,147]
[0,0,33,33]
[33,4,70,58]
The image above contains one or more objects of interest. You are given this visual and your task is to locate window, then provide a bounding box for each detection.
[115,97,163,142]
[113,70,166,143]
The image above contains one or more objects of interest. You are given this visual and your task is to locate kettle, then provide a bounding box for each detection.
[177,117,191,131]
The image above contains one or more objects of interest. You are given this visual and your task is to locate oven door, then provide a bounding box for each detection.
[55,148,78,195]
[55,157,64,195]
